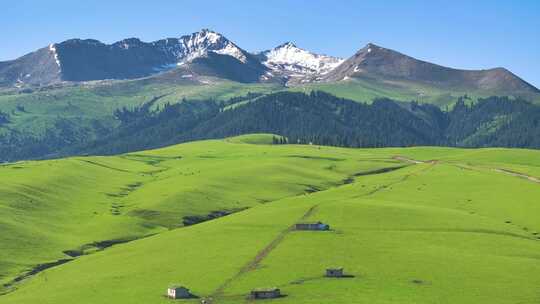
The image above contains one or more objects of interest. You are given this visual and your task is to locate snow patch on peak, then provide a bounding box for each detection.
[178,29,248,63]
[276,41,297,48]
[213,43,247,63]
[48,44,61,68]
[186,30,222,46]
[363,43,384,54]
[262,42,343,75]
[116,38,142,50]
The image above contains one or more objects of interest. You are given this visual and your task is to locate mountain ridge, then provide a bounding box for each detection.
[323,43,539,93]
[1,29,537,94]
[0,29,272,86]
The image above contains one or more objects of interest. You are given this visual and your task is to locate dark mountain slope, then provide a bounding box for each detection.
[2,31,537,98]
[0,29,271,87]
[323,43,539,94]
[0,46,62,87]
[54,38,171,81]
[179,52,271,83]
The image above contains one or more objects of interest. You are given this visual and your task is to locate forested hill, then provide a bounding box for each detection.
[70,92,540,156]
[1,91,539,162]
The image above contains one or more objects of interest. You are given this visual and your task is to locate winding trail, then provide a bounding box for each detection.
[208,160,436,302]
[393,155,539,185]
[392,156,426,164]
[363,160,437,197]
[208,205,319,301]
[493,168,540,184]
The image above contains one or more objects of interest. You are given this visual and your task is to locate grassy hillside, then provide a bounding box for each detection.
[291,77,540,107]
[2,75,537,139]
[2,74,539,162]
[0,135,394,291]
[0,79,281,136]
[223,133,284,145]
[0,136,539,303]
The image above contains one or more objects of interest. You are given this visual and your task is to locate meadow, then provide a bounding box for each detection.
[0,79,282,137]
[4,75,538,139]
[0,134,539,303]
[289,77,540,107]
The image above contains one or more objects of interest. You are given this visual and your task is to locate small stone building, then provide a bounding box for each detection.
[326,267,344,277]
[167,285,191,299]
[295,221,330,231]
[250,287,281,299]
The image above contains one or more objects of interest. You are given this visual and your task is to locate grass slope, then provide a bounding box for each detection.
[224,133,285,145]
[0,135,393,291]
[2,74,538,139]
[292,77,540,107]
[0,137,539,303]
[0,80,281,136]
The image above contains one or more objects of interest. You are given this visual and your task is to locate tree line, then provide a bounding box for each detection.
[1,91,539,162]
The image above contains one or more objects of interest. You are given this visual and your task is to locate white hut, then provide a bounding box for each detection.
[167,285,191,299]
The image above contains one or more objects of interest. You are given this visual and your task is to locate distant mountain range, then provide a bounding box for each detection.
[1,29,540,162]
[1,29,537,94]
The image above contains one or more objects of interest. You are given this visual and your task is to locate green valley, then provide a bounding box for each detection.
[0,134,539,303]
[2,4,540,304]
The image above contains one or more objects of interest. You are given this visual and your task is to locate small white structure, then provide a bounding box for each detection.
[167,285,191,299]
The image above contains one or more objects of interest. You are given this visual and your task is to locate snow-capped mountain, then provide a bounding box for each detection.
[0,29,267,87]
[259,42,343,76]
[1,29,538,94]
[153,29,250,64]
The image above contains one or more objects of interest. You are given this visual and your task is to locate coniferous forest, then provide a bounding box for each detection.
[1,91,539,162]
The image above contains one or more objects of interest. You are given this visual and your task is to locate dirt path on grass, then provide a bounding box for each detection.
[364,161,437,197]
[449,162,539,185]
[243,205,317,273]
[392,156,427,164]
[207,162,436,302]
[394,155,539,185]
[492,168,540,184]
[208,205,318,300]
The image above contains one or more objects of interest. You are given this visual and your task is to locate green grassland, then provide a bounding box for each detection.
[0,79,281,136]
[3,74,539,138]
[291,77,540,107]
[2,74,539,156]
[0,134,539,303]
[0,134,393,290]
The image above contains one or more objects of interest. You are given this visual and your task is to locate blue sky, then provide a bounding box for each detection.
[2,0,539,87]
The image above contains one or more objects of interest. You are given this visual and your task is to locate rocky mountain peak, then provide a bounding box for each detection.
[177,29,247,63]
[275,41,298,49]
[1,31,537,94]
[260,42,343,76]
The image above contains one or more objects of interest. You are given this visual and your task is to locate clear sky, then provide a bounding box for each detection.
[2,0,539,87]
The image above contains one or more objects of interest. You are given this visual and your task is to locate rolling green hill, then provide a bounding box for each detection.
[3,87,540,162]
[1,73,540,162]
[1,135,539,303]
